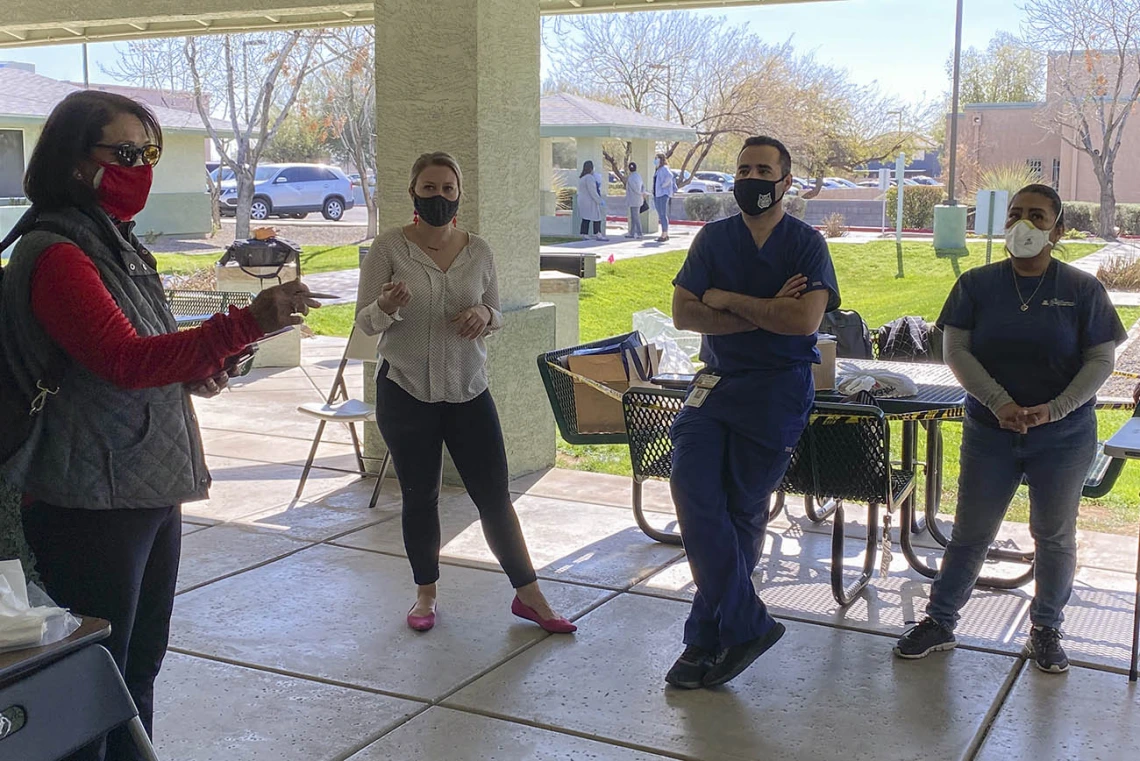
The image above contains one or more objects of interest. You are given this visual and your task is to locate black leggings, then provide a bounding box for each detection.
[24,503,180,761]
[580,219,601,235]
[376,376,537,588]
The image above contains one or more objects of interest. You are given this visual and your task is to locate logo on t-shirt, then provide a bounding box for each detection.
[1041,298,1076,308]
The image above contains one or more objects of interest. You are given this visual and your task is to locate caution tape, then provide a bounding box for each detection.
[1112,370,1140,380]
[811,406,966,425]
[545,360,627,402]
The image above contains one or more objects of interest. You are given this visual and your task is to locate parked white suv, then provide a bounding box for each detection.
[218,163,356,221]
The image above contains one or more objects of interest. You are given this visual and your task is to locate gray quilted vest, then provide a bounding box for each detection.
[0,206,210,509]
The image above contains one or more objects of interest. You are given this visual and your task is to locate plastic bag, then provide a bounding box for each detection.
[836,362,919,399]
[0,559,80,653]
[632,308,701,359]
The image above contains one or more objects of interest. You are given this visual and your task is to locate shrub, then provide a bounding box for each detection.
[783,194,806,220]
[885,185,943,230]
[1097,255,1140,291]
[684,193,722,222]
[822,213,847,238]
[1064,202,1097,234]
[558,186,576,212]
[1116,204,1140,236]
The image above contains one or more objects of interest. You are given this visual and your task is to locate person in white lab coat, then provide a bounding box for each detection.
[577,161,608,241]
[625,162,647,239]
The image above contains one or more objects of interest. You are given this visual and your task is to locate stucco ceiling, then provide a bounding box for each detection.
[0,0,840,48]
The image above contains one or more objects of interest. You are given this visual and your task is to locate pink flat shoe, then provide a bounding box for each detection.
[512,596,577,634]
[407,602,437,632]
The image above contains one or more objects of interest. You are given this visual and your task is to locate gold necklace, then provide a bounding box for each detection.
[1012,262,1048,312]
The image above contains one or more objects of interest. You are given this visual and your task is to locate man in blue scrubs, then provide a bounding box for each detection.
[667,136,840,689]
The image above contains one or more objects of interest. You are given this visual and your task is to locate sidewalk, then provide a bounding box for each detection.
[1069,240,1140,306]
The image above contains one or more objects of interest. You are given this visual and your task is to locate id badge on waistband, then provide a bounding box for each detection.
[684,373,720,408]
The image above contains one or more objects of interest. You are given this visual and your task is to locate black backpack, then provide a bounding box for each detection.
[0,207,82,466]
[820,309,874,359]
[875,315,944,363]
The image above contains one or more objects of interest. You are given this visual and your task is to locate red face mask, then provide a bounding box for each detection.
[95,162,153,222]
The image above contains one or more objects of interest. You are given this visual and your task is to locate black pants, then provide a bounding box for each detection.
[580,219,601,235]
[23,503,180,761]
[376,376,537,588]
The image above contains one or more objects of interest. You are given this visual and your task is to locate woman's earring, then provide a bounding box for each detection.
[413,210,419,226]
[452,215,458,228]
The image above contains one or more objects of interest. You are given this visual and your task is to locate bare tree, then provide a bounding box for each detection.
[105,38,230,230]
[185,30,326,239]
[317,27,378,237]
[1026,0,1140,238]
[543,12,782,186]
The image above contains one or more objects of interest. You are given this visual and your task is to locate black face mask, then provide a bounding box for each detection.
[734,176,787,217]
[414,193,460,227]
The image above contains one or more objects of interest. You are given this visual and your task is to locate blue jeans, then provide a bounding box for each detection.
[654,195,670,235]
[927,407,1097,630]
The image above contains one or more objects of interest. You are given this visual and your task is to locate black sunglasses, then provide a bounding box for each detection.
[93,142,162,168]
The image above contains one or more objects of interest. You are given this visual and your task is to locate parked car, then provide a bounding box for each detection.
[856,179,882,188]
[912,175,943,186]
[695,171,735,191]
[825,177,860,189]
[217,163,356,221]
[792,176,811,189]
[672,169,724,193]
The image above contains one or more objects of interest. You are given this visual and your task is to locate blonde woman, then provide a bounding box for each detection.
[355,152,575,635]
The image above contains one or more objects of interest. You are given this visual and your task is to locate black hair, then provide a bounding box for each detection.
[580,160,594,178]
[629,162,637,172]
[738,136,793,177]
[1011,183,1065,228]
[24,90,163,211]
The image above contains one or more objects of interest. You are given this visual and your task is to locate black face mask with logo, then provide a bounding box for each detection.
[414,194,460,227]
[733,175,788,217]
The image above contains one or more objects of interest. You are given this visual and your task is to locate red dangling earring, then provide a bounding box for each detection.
[413,210,419,226]
[452,215,458,228]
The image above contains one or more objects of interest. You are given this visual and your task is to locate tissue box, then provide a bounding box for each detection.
[813,335,837,391]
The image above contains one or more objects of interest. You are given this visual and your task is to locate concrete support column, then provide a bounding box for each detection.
[365,0,556,480]
[539,137,556,216]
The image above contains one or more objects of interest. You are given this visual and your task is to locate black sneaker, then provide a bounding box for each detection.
[1026,626,1069,673]
[894,617,957,659]
[701,621,787,687]
[665,645,716,689]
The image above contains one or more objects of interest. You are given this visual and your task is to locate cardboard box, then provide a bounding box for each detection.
[567,344,660,434]
[813,335,837,391]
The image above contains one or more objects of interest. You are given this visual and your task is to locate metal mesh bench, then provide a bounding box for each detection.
[165,289,253,329]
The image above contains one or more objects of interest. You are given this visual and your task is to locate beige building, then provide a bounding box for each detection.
[952,52,1140,206]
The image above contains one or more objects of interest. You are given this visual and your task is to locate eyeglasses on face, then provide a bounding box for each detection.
[93,142,163,168]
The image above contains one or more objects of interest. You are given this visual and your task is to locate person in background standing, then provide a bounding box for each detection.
[625,162,647,239]
[577,161,607,241]
[653,153,677,243]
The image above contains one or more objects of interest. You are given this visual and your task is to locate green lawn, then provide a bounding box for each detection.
[567,240,1140,536]
[155,244,363,277]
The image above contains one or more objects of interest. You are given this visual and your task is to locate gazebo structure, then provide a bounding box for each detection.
[539,92,697,237]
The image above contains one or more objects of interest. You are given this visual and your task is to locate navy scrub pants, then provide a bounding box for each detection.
[670,406,793,652]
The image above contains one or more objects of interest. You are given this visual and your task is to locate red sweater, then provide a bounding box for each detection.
[30,242,264,388]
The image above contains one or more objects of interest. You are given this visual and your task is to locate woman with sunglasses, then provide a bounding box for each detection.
[0,90,315,761]
[894,184,1126,674]
[356,151,575,636]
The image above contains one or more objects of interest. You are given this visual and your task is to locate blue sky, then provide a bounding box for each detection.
[3,0,1024,105]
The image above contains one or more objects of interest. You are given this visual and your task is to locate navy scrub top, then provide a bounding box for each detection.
[672,213,841,449]
[937,258,1126,426]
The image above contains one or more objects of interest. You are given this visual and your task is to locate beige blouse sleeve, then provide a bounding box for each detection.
[355,232,401,336]
[483,245,504,335]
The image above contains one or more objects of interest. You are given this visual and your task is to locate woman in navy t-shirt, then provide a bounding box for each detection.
[894,184,1126,673]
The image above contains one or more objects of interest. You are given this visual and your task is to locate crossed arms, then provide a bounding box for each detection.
[672,274,830,337]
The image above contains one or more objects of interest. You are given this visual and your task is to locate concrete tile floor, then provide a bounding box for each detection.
[153,338,1140,760]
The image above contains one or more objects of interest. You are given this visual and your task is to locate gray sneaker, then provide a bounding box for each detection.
[1026,626,1069,673]
[894,617,957,659]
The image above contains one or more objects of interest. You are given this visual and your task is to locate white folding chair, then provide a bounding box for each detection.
[295,326,390,508]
